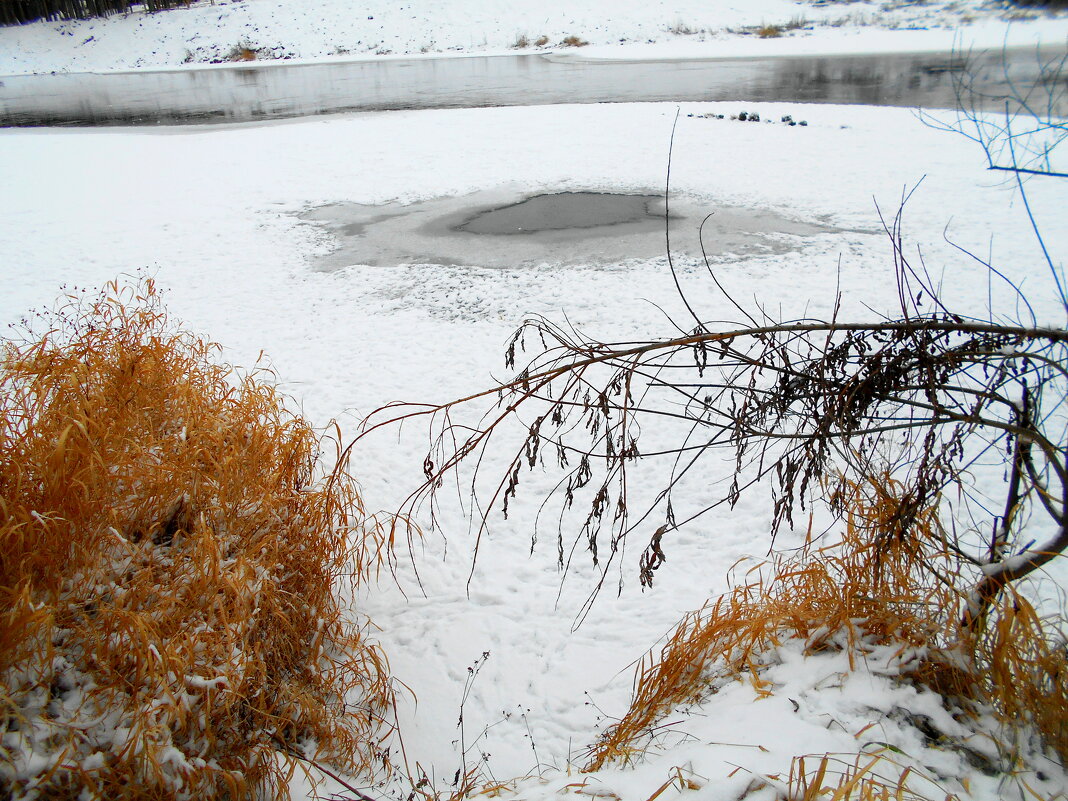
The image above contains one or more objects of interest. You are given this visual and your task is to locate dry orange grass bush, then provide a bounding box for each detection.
[586,474,1068,776]
[0,279,394,799]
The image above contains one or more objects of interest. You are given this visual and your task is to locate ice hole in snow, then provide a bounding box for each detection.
[299,188,856,270]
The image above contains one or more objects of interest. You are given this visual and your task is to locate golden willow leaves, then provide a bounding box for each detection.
[0,278,394,800]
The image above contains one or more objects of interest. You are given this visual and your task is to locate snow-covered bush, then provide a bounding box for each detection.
[0,278,394,799]
[587,474,1068,776]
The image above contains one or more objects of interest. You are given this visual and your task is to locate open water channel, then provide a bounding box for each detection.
[1,44,1064,125]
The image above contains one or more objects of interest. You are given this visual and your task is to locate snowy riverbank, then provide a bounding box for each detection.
[3,3,1068,800]
[1,0,1067,75]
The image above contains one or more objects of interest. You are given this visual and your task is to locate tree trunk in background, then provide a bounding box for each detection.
[0,0,199,26]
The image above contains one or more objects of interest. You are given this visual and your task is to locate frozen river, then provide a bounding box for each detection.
[1,45,1064,125]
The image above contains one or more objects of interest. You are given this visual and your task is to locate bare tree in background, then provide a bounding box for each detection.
[921,42,1067,180]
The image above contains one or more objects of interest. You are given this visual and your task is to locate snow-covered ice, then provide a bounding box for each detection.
[2,2,1068,800]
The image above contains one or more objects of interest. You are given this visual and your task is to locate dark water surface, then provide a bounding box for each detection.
[455,192,663,235]
[1,46,1064,126]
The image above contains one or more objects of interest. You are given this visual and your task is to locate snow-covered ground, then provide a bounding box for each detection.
[1,0,1067,74]
[2,2,1068,801]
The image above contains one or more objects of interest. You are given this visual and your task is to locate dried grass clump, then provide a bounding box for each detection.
[776,752,953,801]
[978,584,1068,762]
[0,279,393,799]
[225,42,261,62]
[586,474,1068,772]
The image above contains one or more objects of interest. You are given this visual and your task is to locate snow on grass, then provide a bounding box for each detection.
[0,0,1066,75]
[2,93,1067,798]
[501,644,1067,800]
[484,640,1068,801]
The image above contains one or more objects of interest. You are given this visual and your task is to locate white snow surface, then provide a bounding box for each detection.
[4,97,1068,799]
[3,2,1068,801]
[1,0,1067,74]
